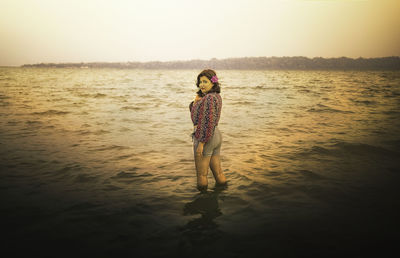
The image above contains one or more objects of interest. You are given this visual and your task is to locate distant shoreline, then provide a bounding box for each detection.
[15,56,400,70]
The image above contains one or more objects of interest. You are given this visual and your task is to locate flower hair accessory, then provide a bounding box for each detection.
[211,75,218,83]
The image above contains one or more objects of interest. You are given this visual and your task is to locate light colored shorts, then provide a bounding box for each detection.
[192,126,222,156]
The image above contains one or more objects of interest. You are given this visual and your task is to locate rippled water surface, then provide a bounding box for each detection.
[1,68,400,257]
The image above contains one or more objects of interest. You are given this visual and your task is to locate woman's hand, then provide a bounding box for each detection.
[194,95,202,103]
[196,142,204,157]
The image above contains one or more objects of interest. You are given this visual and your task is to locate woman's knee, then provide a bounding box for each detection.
[195,155,211,167]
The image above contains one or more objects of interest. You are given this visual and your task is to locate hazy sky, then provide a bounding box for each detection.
[1,0,399,66]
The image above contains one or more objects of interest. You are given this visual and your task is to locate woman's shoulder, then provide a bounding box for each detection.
[205,92,221,100]
[210,92,221,103]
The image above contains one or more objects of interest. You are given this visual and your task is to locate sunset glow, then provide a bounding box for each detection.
[1,0,399,66]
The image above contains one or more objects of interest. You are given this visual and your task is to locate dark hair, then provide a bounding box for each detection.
[195,69,221,97]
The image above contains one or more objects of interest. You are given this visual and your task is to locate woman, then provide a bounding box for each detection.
[189,69,227,191]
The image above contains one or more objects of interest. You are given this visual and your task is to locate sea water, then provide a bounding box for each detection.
[1,68,399,257]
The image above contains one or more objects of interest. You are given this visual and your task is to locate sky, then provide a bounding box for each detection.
[0,0,399,66]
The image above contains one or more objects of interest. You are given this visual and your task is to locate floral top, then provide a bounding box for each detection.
[189,92,222,143]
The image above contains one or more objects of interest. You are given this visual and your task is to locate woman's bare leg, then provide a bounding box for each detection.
[210,155,226,185]
[195,154,212,190]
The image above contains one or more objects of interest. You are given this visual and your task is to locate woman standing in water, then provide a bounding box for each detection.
[189,69,227,191]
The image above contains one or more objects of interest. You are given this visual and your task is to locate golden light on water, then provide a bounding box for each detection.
[1,65,400,257]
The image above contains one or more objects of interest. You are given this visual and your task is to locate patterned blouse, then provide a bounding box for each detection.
[189,92,222,143]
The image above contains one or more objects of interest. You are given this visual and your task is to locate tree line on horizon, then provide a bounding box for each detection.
[21,56,400,70]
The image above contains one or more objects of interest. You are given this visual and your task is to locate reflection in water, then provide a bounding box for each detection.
[179,185,227,252]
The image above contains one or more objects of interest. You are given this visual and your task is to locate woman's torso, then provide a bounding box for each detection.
[190,92,222,127]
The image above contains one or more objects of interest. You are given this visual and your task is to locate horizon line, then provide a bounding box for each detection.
[1,55,399,67]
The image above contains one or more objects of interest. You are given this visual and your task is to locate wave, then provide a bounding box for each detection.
[93,144,130,151]
[0,101,10,107]
[350,98,378,105]
[76,93,108,98]
[232,101,255,105]
[25,120,43,125]
[297,169,327,180]
[75,173,99,183]
[92,129,111,135]
[307,104,353,113]
[31,109,70,115]
[299,141,399,159]
[0,94,11,100]
[330,142,399,157]
[120,106,144,111]
[110,170,153,180]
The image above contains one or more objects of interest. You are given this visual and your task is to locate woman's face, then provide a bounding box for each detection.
[199,76,213,94]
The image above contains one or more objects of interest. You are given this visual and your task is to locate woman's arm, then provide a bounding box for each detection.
[195,141,205,157]
[189,95,202,111]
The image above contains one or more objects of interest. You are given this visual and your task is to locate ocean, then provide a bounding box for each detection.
[1,67,399,257]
